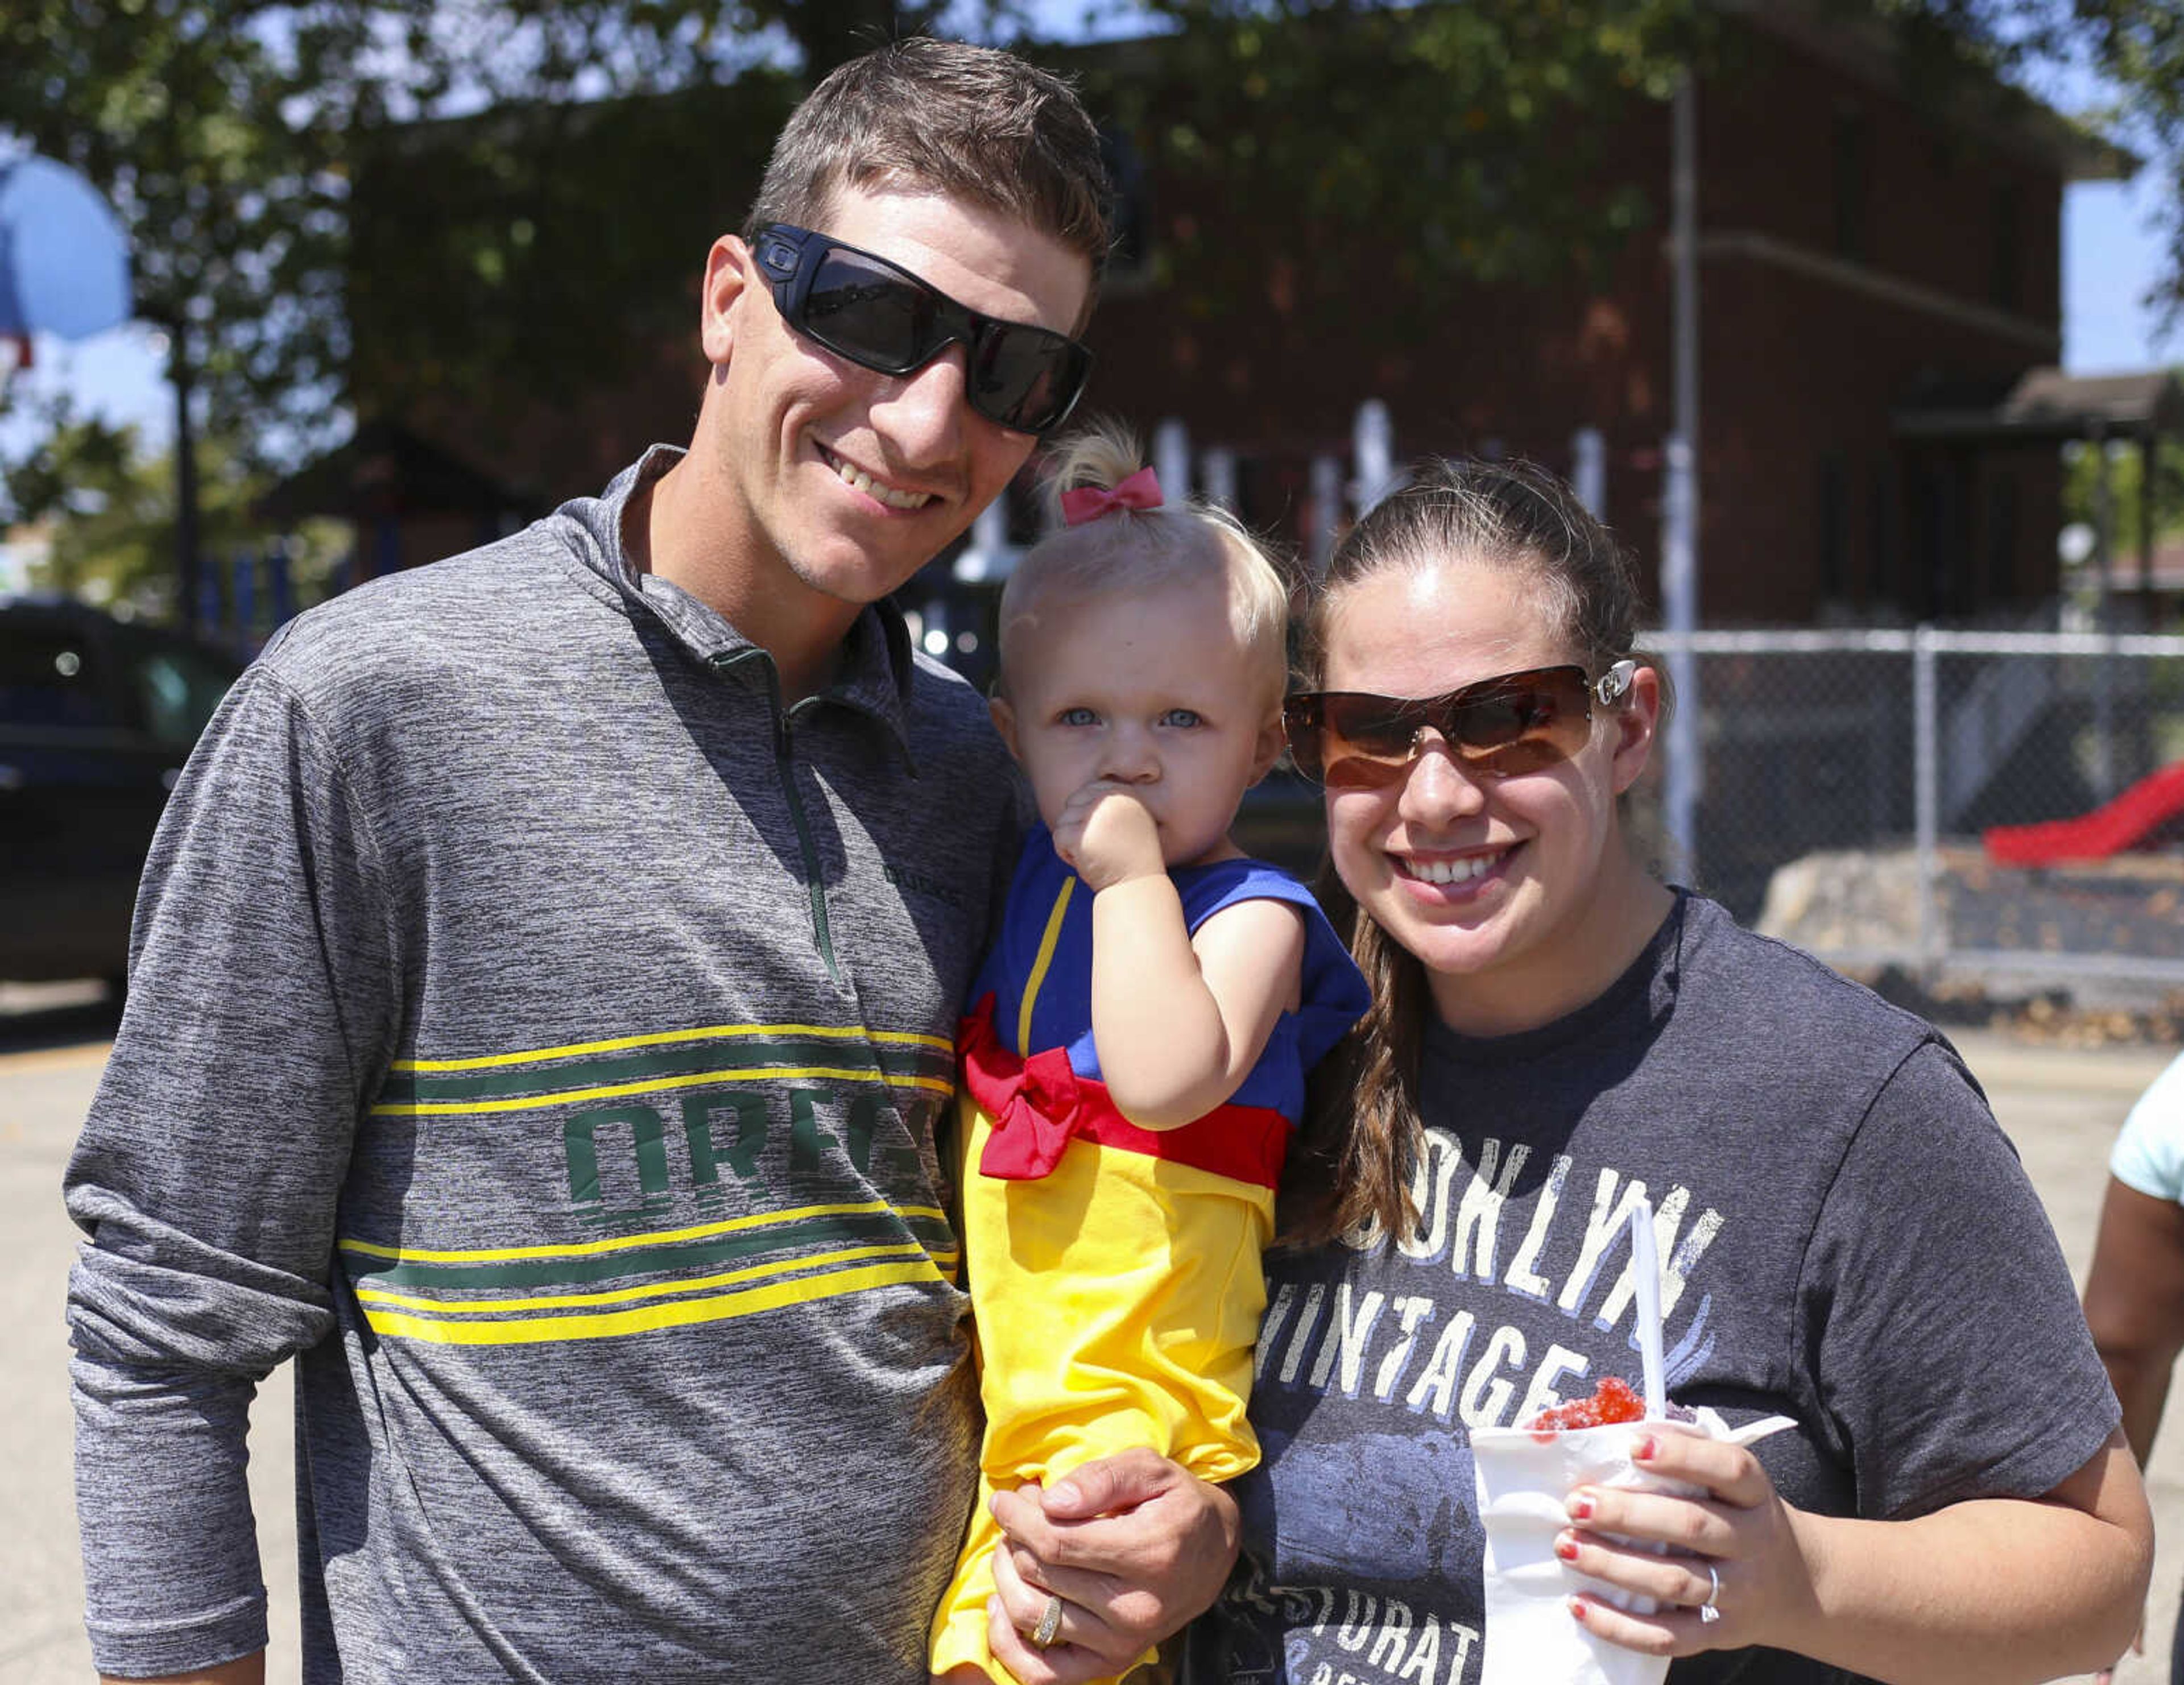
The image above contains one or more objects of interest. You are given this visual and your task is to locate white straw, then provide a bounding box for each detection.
[1628,1196,1667,1420]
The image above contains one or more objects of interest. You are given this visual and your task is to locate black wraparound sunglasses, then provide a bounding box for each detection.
[1284,660,1639,786]
[750,223,1094,437]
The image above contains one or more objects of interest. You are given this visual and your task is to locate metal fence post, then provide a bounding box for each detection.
[1308,454,1341,579]
[1351,400,1399,514]
[956,498,1014,582]
[231,548,257,655]
[1201,446,1237,513]
[1571,427,1606,521]
[1155,419,1191,506]
[1660,437,1701,887]
[1913,626,1939,975]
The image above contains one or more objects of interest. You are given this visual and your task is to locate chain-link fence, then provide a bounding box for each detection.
[1640,628,2184,988]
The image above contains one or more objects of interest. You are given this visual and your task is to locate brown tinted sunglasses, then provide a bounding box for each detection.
[1283,660,1638,788]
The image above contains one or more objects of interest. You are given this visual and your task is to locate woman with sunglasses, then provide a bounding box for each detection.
[1186,457,2150,1685]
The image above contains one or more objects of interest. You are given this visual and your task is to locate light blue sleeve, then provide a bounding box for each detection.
[2108,1052,2184,1202]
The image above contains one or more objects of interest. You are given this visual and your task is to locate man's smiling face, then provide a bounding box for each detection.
[700,185,1093,616]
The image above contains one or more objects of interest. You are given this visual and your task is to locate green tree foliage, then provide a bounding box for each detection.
[0,0,990,501]
[6,0,2181,572]
[2063,433,2184,554]
[0,0,383,470]
[2039,2,2184,332]
[344,75,799,428]
[337,0,1706,445]
[1868,0,2184,328]
[1072,0,1701,321]
[10,0,2180,473]
[5,409,346,618]
[1085,0,2184,333]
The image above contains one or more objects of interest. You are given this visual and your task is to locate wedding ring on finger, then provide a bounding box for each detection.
[1031,1592,1065,1649]
[1697,1562,1722,1625]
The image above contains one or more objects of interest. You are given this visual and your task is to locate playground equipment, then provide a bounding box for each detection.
[0,153,131,392]
[1984,758,2184,866]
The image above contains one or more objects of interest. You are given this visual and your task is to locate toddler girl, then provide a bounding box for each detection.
[928,424,1370,1684]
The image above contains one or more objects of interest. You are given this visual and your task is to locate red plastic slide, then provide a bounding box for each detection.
[1983,759,2184,866]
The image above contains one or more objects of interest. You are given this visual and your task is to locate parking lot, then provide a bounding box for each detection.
[2,995,2179,1683]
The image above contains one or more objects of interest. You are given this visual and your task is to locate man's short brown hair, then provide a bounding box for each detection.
[743,38,1112,298]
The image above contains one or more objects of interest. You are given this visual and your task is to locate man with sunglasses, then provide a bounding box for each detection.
[65,38,1235,1685]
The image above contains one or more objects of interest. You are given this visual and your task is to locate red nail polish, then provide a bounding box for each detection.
[1567,1493,1594,1521]
[1634,1434,1657,1461]
[1556,1535,1579,1561]
[1569,1596,1588,1622]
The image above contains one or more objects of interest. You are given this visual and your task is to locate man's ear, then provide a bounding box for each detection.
[1608,663,1662,796]
[1248,708,1289,785]
[700,234,754,368]
[988,693,1022,763]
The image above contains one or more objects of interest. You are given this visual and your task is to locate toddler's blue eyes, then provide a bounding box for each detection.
[1049,706,1203,728]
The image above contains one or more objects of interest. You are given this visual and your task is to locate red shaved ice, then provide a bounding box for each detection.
[1527,1376,1645,1434]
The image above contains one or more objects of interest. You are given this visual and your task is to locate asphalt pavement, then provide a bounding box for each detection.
[2,998,2179,1684]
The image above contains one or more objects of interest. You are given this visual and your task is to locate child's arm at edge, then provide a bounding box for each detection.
[1090,876,1305,1130]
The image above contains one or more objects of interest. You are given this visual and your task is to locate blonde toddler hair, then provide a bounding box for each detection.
[994,419,1293,706]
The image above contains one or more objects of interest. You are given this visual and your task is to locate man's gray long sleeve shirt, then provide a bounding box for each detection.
[65,448,1020,1681]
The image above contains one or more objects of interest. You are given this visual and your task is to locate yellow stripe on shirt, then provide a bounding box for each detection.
[370,1062,954,1119]
[394,1021,955,1074]
[338,1200,953,1265]
[359,1257,946,1345]
[353,1240,951,1315]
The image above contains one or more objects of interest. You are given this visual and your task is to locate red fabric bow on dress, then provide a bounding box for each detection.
[956,994,1293,1188]
[959,998,1086,1179]
[1059,465,1163,527]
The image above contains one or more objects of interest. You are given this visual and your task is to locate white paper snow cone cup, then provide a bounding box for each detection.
[1470,1409,1795,1685]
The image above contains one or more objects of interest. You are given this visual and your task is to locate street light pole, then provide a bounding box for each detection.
[166,318,203,635]
[1661,67,1703,883]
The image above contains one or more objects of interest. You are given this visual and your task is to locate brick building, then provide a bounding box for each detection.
[1074,2,2119,627]
[307,1,2128,632]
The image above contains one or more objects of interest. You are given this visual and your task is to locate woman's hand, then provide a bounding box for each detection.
[1557,1427,1823,1659]
[981,1448,1240,1684]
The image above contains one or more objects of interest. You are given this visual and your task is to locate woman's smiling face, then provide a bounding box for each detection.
[1320,554,1659,1035]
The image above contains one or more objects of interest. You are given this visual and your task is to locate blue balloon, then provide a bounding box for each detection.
[0,154,133,340]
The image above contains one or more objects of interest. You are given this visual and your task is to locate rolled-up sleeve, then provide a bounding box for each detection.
[65,659,398,1676]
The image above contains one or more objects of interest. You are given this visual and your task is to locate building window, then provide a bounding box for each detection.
[1099,126,1151,289]
[1991,180,2022,312]
[1868,454,1898,615]
[1986,471,2019,602]
[1833,108,1870,263]
[1819,450,1848,604]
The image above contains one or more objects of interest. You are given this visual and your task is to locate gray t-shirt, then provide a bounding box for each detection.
[1192,892,2119,1685]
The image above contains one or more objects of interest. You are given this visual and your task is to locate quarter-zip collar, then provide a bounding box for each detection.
[551,445,922,762]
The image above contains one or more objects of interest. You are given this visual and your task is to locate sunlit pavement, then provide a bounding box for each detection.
[1,1016,2177,1683]
[0,997,303,1685]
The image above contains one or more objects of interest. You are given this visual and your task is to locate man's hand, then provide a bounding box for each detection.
[982,1448,1239,1685]
[1050,784,1164,893]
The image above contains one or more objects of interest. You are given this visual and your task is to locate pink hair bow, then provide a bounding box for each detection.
[1060,465,1163,527]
